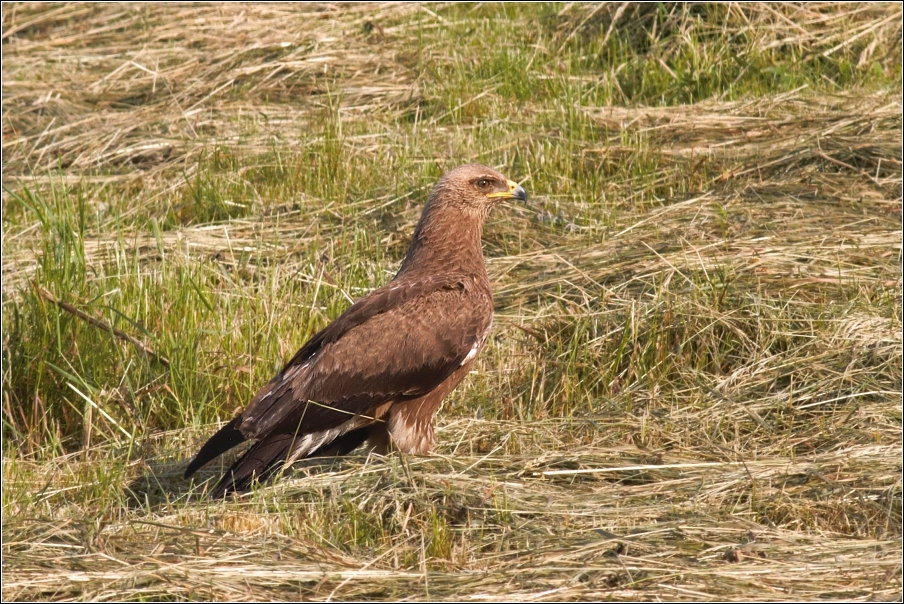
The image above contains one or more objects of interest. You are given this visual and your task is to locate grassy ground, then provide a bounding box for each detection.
[2,3,901,600]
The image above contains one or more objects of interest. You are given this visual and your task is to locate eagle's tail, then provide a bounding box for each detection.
[209,433,295,497]
[183,416,246,479]
[208,426,375,497]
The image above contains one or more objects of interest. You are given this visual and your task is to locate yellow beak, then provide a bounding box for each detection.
[486,180,528,202]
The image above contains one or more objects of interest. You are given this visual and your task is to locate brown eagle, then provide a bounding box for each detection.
[184,164,527,496]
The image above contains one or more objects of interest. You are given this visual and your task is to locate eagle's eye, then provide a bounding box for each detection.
[476,178,491,189]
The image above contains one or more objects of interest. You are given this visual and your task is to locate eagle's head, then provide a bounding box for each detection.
[399,164,529,275]
[432,164,528,216]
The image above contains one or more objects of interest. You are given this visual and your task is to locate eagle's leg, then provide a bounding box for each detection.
[358,408,432,455]
[364,421,393,455]
[381,360,480,454]
[385,402,436,455]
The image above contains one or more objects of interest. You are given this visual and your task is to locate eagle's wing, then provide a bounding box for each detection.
[240,272,491,439]
[184,272,491,492]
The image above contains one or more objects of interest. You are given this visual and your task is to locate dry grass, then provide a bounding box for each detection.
[2,3,422,177]
[5,431,900,600]
[2,3,901,601]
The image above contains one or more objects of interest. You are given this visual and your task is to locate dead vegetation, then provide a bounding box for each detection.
[2,3,901,601]
[5,432,900,600]
[2,3,423,178]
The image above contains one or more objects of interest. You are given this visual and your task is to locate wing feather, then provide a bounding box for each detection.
[239,273,491,439]
[184,271,492,492]
[183,416,245,479]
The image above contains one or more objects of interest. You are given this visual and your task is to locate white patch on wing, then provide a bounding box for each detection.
[461,322,492,367]
[461,340,480,366]
[282,403,391,465]
[284,424,346,465]
[282,359,311,382]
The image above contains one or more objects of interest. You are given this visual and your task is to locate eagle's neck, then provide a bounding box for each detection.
[397,201,488,279]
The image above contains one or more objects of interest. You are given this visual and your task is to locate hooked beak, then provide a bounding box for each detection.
[486,179,528,203]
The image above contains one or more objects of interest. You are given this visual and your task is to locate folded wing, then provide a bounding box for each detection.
[185,272,492,495]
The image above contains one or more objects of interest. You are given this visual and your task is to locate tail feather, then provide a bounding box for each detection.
[207,425,376,497]
[210,433,295,497]
[308,425,373,458]
[184,416,246,479]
